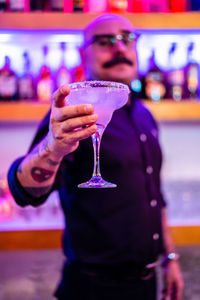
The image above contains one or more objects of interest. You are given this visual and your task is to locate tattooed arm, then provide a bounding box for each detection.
[17,135,62,197]
[16,86,98,198]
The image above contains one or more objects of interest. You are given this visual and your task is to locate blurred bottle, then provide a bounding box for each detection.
[18,51,34,100]
[185,42,199,99]
[56,42,71,88]
[131,77,142,98]
[84,0,108,12]
[0,176,14,221]
[30,0,50,11]
[190,0,200,10]
[166,43,185,101]
[142,49,166,101]
[0,56,18,101]
[72,64,85,82]
[147,0,169,12]
[127,0,149,12]
[0,0,8,10]
[169,0,187,12]
[109,0,128,12]
[37,45,53,103]
[73,0,84,11]
[50,0,63,11]
[9,0,24,11]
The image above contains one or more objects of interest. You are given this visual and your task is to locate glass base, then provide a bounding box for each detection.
[78,176,117,189]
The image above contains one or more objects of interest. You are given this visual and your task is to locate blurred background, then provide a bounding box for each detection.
[0,0,200,299]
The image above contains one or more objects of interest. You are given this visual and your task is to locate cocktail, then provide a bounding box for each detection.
[66,80,130,188]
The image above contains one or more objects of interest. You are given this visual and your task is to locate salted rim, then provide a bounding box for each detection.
[68,80,130,93]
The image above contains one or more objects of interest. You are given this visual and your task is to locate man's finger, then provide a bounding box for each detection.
[54,104,94,122]
[53,85,70,108]
[165,281,172,300]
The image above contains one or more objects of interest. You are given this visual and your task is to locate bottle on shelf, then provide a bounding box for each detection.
[72,64,85,82]
[73,0,84,11]
[189,0,200,11]
[18,51,34,100]
[185,42,199,99]
[56,42,72,89]
[142,49,166,101]
[147,0,169,12]
[166,42,185,101]
[50,0,63,11]
[0,0,8,11]
[30,0,50,11]
[169,0,187,12]
[109,0,128,12]
[127,0,149,12]
[9,0,24,11]
[37,45,53,103]
[0,56,18,101]
[84,0,108,12]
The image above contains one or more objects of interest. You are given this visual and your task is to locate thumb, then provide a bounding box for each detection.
[52,85,70,108]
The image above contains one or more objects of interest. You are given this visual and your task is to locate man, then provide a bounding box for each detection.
[8,14,183,300]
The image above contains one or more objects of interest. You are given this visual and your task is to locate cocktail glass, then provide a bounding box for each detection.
[66,80,130,188]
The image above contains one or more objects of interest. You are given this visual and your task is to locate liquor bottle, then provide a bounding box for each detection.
[0,56,18,101]
[30,0,50,11]
[127,0,149,12]
[37,45,53,103]
[143,49,166,101]
[84,0,108,12]
[109,0,128,12]
[50,0,63,11]
[148,0,169,12]
[169,0,187,12]
[166,43,185,101]
[9,0,24,11]
[73,0,84,11]
[56,42,71,89]
[0,0,8,10]
[72,64,85,82]
[189,0,200,11]
[185,42,199,99]
[18,51,34,100]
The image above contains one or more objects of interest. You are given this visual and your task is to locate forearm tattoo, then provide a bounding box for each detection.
[31,167,54,183]
[41,138,51,154]
[32,139,50,158]
[24,186,52,197]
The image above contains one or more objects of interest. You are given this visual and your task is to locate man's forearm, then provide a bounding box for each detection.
[17,135,62,198]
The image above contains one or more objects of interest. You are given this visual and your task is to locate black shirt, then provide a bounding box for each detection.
[8,98,166,267]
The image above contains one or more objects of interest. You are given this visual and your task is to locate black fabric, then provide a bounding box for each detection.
[54,262,157,300]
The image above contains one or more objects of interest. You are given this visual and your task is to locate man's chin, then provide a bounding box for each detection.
[105,73,133,85]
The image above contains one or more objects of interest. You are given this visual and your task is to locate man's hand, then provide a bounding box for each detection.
[162,261,184,300]
[48,85,98,160]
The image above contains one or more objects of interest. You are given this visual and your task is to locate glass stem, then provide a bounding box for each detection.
[91,126,104,178]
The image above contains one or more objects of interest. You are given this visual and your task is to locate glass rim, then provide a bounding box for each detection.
[68,80,130,93]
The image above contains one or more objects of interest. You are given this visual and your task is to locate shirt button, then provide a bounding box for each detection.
[153,233,159,240]
[146,166,153,174]
[140,133,147,142]
[150,199,157,207]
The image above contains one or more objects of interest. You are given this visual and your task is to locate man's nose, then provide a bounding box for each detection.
[112,40,127,53]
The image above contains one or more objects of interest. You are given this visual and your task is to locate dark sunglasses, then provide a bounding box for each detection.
[84,32,139,48]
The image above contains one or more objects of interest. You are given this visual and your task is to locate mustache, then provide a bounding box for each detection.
[103,57,134,69]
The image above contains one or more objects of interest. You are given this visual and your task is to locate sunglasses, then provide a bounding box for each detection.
[85,31,139,49]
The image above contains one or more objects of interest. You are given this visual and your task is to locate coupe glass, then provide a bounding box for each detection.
[66,80,130,188]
